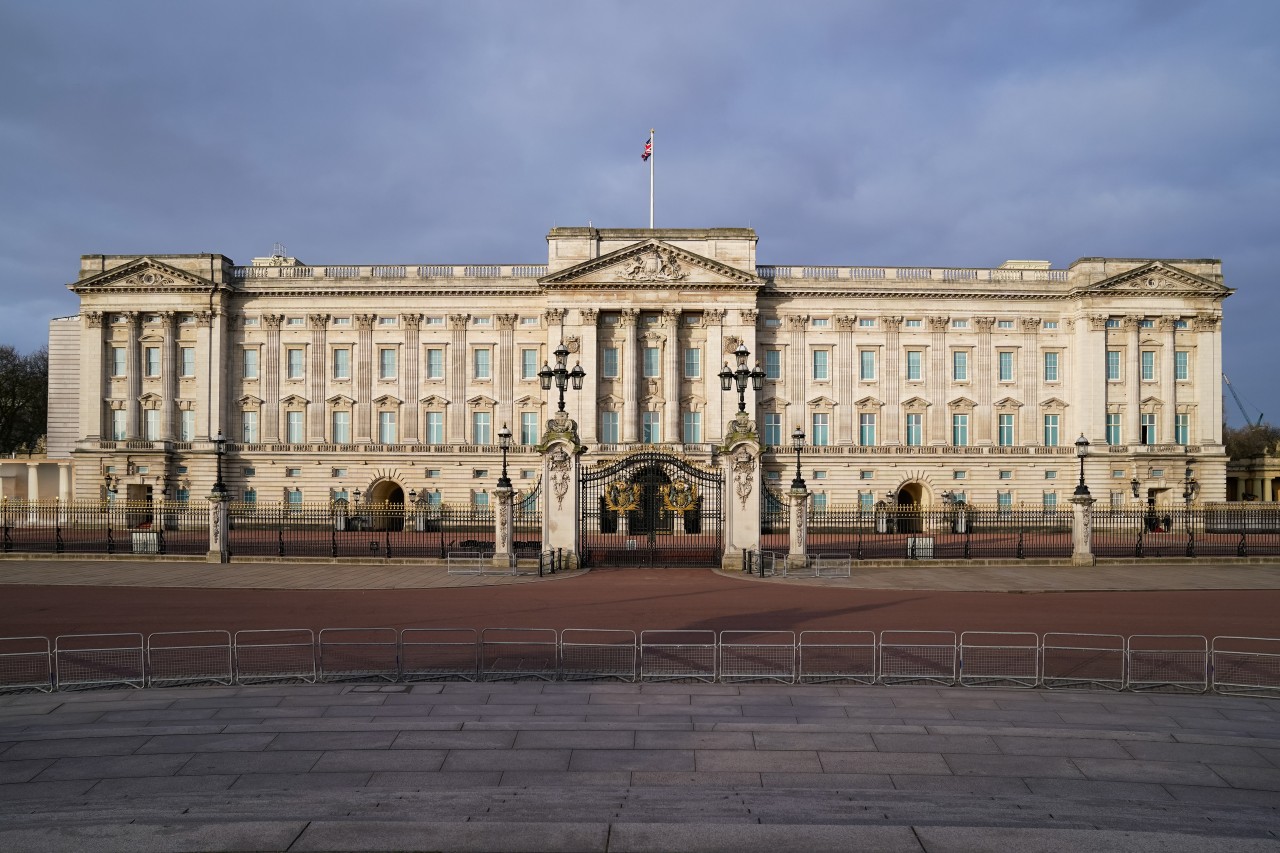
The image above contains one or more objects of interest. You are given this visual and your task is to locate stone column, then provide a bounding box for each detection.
[620,309,639,444]
[663,308,681,444]
[1126,316,1142,444]
[974,317,995,444]
[882,316,902,444]
[307,314,329,442]
[356,314,377,443]
[540,416,583,561]
[81,312,106,441]
[207,492,229,563]
[26,463,39,502]
[579,309,600,443]
[193,312,212,440]
[496,314,517,440]
[927,316,948,444]
[492,485,514,569]
[446,314,468,444]
[1021,318,1041,445]
[161,312,178,440]
[836,316,855,444]
[1084,314,1109,445]
[786,315,808,435]
[1159,317,1177,444]
[703,311,726,445]
[124,311,142,438]
[402,314,422,443]
[721,421,762,569]
[58,464,70,502]
[787,486,809,570]
[1195,314,1221,444]
[262,314,284,443]
[1070,494,1096,566]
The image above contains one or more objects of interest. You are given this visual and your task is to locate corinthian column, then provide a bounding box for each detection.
[497,314,517,436]
[973,317,994,445]
[161,312,178,440]
[355,314,376,442]
[836,315,855,445]
[262,314,284,443]
[402,313,422,442]
[927,316,948,444]
[447,314,468,444]
[662,308,681,443]
[1159,316,1176,444]
[1021,318,1041,445]
[124,312,141,439]
[882,316,902,444]
[81,312,106,441]
[786,315,808,434]
[579,308,600,443]
[308,314,329,442]
[620,309,639,444]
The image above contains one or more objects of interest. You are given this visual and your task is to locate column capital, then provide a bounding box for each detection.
[836,315,856,331]
[543,308,566,325]
[401,313,422,330]
[973,316,996,333]
[307,314,330,330]
[927,316,950,332]
[496,313,518,330]
[882,315,903,332]
[445,314,468,331]
[1020,317,1042,333]
[739,308,758,324]
[263,314,285,330]
[83,311,105,329]
[785,315,809,331]
[579,308,600,325]
[619,308,639,327]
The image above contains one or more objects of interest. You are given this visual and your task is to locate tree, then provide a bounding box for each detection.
[0,345,48,455]
[1223,421,1280,460]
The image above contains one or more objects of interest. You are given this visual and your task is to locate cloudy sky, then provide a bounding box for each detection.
[2,1,1276,425]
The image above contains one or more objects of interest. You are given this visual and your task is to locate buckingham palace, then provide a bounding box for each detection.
[44,226,1229,515]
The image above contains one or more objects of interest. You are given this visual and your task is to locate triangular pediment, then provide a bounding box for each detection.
[807,395,838,408]
[540,239,760,289]
[993,396,1023,409]
[759,395,790,410]
[373,394,403,406]
[281,394,309,407]
[854,395,884,409]
[69,257,223,294]
[949,397,978,409]
[1077,261,1230,298]
[1040,397,1069,409]
[420,394,449,407]
[513,394,541,406]
[326,394,355,406]
[237,395,262,407]
[901,396,931,409]
[1140,395,1164,406]
[597,393,625,407]
[466,394,496,408]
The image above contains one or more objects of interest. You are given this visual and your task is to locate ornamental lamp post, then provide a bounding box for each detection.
[538,342,585,413]
[718,342,765,414]
[212,430,228,498]
[1130,473,1141,500]
[790,427,806,491]
[496,423,513,489]
[1073,433,1091,497]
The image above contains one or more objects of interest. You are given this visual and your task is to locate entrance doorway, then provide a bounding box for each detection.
[367,481,405,531]
[895,482,924,534]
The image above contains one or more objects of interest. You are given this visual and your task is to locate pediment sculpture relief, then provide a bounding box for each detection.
[617,247,688,282]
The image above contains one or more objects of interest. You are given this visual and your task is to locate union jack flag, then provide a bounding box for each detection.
[642,135,652,161]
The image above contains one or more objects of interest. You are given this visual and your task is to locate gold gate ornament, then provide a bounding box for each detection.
[660,478,700,512]
[603,480,643,512]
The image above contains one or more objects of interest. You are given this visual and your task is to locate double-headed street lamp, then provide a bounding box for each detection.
[790,427,806,491]
[718,342,765,414]
[1074,433,1091,497]
[212,430,228,498]
[496,423,513,489]
[538,342,585,413]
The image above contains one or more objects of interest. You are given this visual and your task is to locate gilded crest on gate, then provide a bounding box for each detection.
[660,478,700,512]
[603,480,643,512]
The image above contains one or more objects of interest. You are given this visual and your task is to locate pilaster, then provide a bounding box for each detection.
[620,309,639,443]
[973,317,994,445]
[308,314,329,442]
[161,312,178,440]
[80,312,105,441]
[882,316,902,444]
[927,316,948,444]
[662,308,681,443]
[262,314,284,443]
[124,312,141,439]
[578,309,600,443]
[402,314,422,442]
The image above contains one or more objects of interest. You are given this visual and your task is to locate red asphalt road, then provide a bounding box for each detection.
[1,570,1278,639]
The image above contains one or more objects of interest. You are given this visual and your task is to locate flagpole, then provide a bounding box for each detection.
[648,128,654,230]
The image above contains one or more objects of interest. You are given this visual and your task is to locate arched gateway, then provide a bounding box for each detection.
[579,451,724,567]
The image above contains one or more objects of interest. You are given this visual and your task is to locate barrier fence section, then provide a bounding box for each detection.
[3,629,1280,697]
[1,500,209,556]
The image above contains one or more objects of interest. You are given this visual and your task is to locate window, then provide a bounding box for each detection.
[521,316,539,327]
[859,492,875,511]
[683,412,702,443]
[763,413,782,446]
[599,411,619,443]
[180,347,195,377]
[906,350,923,381]
[286,410,304,444]
[1044,351,1059,382]
[1043,320,1059,330]
[1045,470,1058,480]
[144,347,160,377]
[683,348,700,379]
[602,347,619,378]
[764,317,781,328]
[241,411,258,443]
[812,493,827,512]
[858,413,876,446]
[285,467,302,478]
[643,347,660,378]
[904,319,922,328]
[1140,413,1157,445]
[332,411,351,444]
[520,412,539,445]
[997,491,1012,512]
[811,413,830,446]
[858,318,876,328]
[379,316,398,326]
[812,350,829,381]
[472,411,490,444]
[331,468,347,478]
[426,348,444,379]
[332,317,350,327]
[1175,413,1189,446]
[286,348,304,379]
[1043,492,1058,509]
[952,413,969,446]
[473,469,488,479]
[243,348,259,380]
[997,320,1015,330]
[286,317,303,327]
[473,348,491,380]
[287,489,303,508]
[998,351,1014,382]
[175,488,190,503]
[1175,350,1189,381]
[111,410,126,440]
[1174,319,1189,329]
[1105,318,1120,329]
[243,488,257,504]
[110,346,126,377]
[242,467,255,477]
[521,349,539,380]
[179,410,194,442]
[1106,350,1121,381]
[642,411,660,443]
[906,413,923,446]
[859,470,874,480]
[998,414,1015,446]
[1043,414,1060,447]
[764,349,781,380]
[859,350,876,381]
[1106,413,1122,446]
[953,471,967,480]
[424,316,444,327]
[425,411,444,444]
[952,351,969,381]
[952,319,969,329]
[332,348,351,380]
[1141,350,1155,381]
[999,470,1013,480]
[379,348,397,380]
[811,317,829,328]
[379,411,397,444]
[1140,319,1154,329]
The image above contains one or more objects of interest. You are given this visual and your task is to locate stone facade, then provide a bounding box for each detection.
[50,228,1231,511]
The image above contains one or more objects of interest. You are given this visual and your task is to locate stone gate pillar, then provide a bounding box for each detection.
[720,412,762,570]
[788,487,810,570]
[493,485,515,569]
[1070,494,1096,566]
[207,492,229,563]
[539,411,584,565]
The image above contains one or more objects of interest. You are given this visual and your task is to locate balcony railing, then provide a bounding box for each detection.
[756,265,1069,283]
[231,265,549,281]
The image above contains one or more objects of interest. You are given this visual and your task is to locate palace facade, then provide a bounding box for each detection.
[45,227,1230,511]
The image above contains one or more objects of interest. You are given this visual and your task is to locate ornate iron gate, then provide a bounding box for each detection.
[579,451,724,567]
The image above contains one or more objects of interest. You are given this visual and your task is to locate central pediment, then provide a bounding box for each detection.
[541,239,761,290]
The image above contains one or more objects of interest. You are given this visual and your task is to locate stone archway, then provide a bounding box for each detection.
[367,480,405,531]
[895,481,926,534]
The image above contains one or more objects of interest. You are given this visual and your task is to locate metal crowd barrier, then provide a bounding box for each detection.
[2,629,1278,696]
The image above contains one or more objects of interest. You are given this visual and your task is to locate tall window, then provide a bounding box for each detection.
[1106,413,1122,446]
[812,350,829,381]
[683,348,701,379]
[859,351,876,381]
[997,491,1013,515]
[379,411,397,444]
[110,346,126,377]
[144,347,160,377]
[241,411,258,443]
[286,411,304,444]
[332,349,351,380]
[332,411,351,444]
[643,347,660,378]
[1140,350,1155,381]
[1043,414,1060,447]
[1043,351,1059,382]
[180,347,195,377]
[763,413,782,446]
[473,349,491,380]
[424,411,444,444]
[683,412,702,443]
[952,351,969,381]
[472,411,491,444]
[858,413,876,446]
[521,348,538,380]
[379,348,397,380]
[952,413,969,446]
[998,351,1014,382]
[906,350,923,381]
[905,413,923,446]
[998,413,1015,446]
[599,411,619,444]
[286,489,303,509]
[520,412,538,445]
[286,348,304,379]
[811,413,830,446]
[764,349,781,380]
[1175,413,1189,446]
[1175,350,1189,381]
[602,347,619,378]
[426,348,444,379]
[642,411,660,443]
[1106,350,1121,381]
[1043,492,1058,510]
[1140,413,1157,445]
[179,410,194,442]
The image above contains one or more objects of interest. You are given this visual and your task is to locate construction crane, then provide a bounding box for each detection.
[1223,373,1264,427]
